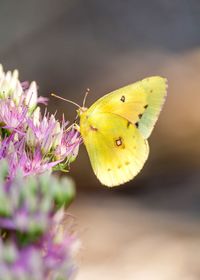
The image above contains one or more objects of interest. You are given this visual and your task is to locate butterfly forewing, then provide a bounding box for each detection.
[88,76,167,139]
[138,77,167,138]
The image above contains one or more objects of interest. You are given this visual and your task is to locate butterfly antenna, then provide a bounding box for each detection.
[82,88,90,107]
[51,93,81,108]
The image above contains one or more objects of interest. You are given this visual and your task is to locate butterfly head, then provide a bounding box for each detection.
[72,88,90,116]
[77,106,88,117]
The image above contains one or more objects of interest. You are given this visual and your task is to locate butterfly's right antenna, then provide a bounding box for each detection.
[82,88,90,108]
[51,93,81,109]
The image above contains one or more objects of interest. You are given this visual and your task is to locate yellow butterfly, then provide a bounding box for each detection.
[53,76,167,187]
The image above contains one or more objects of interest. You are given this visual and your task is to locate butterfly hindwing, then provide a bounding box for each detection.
[80,112,149,187]
[88,76,167,139]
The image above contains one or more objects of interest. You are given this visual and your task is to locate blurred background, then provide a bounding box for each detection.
[1,1,200,279]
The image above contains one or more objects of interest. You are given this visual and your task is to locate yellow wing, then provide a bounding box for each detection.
[88,76,167,139]
[80,112,149,187]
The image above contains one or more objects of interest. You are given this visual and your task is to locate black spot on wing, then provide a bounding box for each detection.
[115,137,126,149]
[90,125,98,131]
[144,104,148,109]
[120,95,125,102]
[115,137,122,146]
[135,122,139,128]
[127,121,131,128]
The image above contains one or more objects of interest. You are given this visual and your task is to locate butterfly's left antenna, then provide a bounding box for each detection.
[51,93,81,109]
[82,88,90,108]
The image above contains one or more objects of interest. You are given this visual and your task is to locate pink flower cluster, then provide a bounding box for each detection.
[0,65,81,179]
[0,65,81,280]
